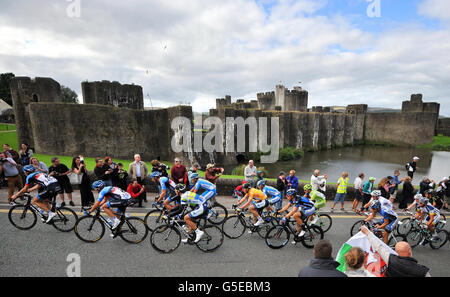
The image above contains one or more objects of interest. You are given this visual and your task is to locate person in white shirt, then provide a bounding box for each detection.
[311,169,328,193]
[244,160,257,187]
[352,173,365,213]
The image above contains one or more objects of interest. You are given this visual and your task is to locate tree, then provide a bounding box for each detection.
[61,85,79,103]
[0,73,15,106]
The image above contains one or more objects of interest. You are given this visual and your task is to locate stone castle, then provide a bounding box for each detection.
[10,76,444,166]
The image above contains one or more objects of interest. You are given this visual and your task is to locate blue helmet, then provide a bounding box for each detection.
[23,165,36,174]
[286,189,296,196]
[256,180,266,188]
[150,171,161,178]
[190,172,199,180]
[92,180,105,190]
[370,200,381,209]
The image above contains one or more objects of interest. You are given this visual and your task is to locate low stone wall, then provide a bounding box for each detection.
[437,118,450,137]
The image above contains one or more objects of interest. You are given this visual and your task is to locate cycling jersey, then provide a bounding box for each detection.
[245,188,267,202]
[309,190,326,209]
[418,204,441,225]
[191,178,217,202]
[379,206,398,232]
[369,196,393,210]
[159,176,176,192]
[166,194,181,206]
[98,186,131,202]
[181,192,209,218]
[262,186,281,205]
[295,196,316,217]
[25,172,58,189]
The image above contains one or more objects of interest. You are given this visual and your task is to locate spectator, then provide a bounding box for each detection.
[419,177,435,195]
[390,170,403,203]
[0,152,23,205]
[94,158,113,186]
[19,143,33,166]
[116,163,129,191]
[437,177,449,211]
[352,173,365,213]
[30,157,48,173]
[187,163,200,189]
[244,160,257,186]
[2,144,19,163]
[399,176,414,210]
[311,169,328,194]
[205,163,224,184]
[286,170,299,193]
[233,181,247,199]
[344,247,375,277]
[71,155,94,207]
[276,171,287,211]
[150,159,169,177]
[298,239,347,277]
[127,178,145,207]
[104,157,117,186]
[331,171,349,212]
[256,170,264,184]
[378,177,390,198]
[405,156,419,180]
[49,157,74,207]
[360,226,431,277]
[361,177,376,211]
[171,157,187,184]
[129,154,148,202]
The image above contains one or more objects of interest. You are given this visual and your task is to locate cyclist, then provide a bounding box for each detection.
[179,191,206,243]
[163,183,185,213]
[256,180,281,214]
[236,182,268,226]
[11,165,60,223]
[279,188,316,238]
[150,171,176,203]
[363,190,392,223]
[407,193,423,212]
[370,200,399,244]
[416,197,441,240]
[87,180,133,229]
[189,173,217,203]
[303,184,326,225]
[232,181,247,199]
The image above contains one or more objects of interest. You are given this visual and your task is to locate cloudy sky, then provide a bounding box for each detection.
[1,0,449,115]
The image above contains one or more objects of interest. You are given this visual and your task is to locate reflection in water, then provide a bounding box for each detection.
[224,146,450,184]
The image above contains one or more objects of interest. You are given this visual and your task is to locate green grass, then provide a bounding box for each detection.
[417,134,450,151]
[0,123,16,131]
[0,130,18,149]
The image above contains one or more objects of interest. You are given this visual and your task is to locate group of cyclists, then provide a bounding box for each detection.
[9,163,447,249]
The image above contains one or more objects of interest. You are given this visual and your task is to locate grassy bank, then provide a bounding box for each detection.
[417,134,450,151]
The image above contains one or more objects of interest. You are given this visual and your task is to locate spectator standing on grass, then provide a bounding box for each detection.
[171,157,187,185]
[360,226,431,277]
[399,176,415,210]
[378,177,390,198]
[0,152,23,205]
[276,171,286,211]
[19,143,33,166]
[71,155,94,207]
[419,177,435,195]
[205,163,224,184]
[344,247,375,277]
[49,157,74,207]
[286,170,299,193]
[361,177,376,211]
[244,160,257,187]
[352,173,365,213]
[30,157,48,174]
[104,157,117,186]
[2,144,19,163]
[127,178,145,207]
[116,163,128,191]
[311,169,328,194]
[150,159,169,177]
[129,154,148,202]
[94,158,113,187]
[405,156,419,180]
[331,171,349,212]
[298,240,347,277]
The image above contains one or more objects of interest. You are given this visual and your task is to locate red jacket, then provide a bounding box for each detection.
[127,184,143,199]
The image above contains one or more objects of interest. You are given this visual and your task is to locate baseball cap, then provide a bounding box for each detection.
[413,156,420,160]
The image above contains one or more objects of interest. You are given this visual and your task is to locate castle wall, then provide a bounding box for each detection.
[437,118,450,136]
[82,80,143,110]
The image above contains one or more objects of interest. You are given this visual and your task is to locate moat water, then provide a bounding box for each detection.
[224,146,450,184]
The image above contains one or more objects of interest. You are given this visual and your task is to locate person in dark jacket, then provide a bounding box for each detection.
[276,171,286,211]
[399,176,414,209]
[361,226,430,277]
[298,240,347,277]
[419,177,435,195]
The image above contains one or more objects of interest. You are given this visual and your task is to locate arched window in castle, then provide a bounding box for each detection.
[32,94,39,102]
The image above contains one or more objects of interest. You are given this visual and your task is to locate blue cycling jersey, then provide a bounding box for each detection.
[294,196,315,210]
[193,178,216,192]
[160,176,176,191]
[380,206,398,222]
[98,186,131,202]
[262,186,280,197]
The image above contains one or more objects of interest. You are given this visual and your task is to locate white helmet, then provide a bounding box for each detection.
[414,193,423,200]
[370,190,381,197]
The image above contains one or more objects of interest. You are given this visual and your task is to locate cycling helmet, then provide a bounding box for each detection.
[256,180,266,188]
[419,197,429,205]
[241,180,247,185]
[303,184,312,191]
[424,189,433,195]
[175,183,186,192]
[242,183,251,190]
[92,180,105,190]
[370,190,382,197]
[286,189,296,196]
[23,165,36,174]
[190,172,199,180]
[370,200,381,209]
[414,193,423,200]
[150,171,161,178]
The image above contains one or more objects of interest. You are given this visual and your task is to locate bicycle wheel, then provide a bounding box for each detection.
[52,207,77,232]
[196,225,224,252]
[256,220,275,239]
[429,230,448,249]
[144,209,163,232]
[406,230,423,248]
[150,225,181,253]
[8,205,37,230]
[119,217,148,244]
[74,216,105,243]
[222,215,246,239]
[265,225,290,249]
[388,234,406,249]
[396,218,412,236]
[316,214,332,233]
[350,220,368,236]
[301,226,324,249]
[207,203,228,225]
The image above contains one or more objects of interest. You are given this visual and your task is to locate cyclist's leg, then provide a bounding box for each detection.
[249,204,259,223]
[184,204,205,231]
[102,201,118,220]
[293,211,304,233]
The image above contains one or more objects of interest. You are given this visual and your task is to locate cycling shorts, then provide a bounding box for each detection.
[385,219,398,233]
[253,199,269,210]
[426,214,441,226]
[188,203,209,219]
[268,195,281,205]
[300,207,316,219]
[200,189,216,201]
[37,183,61,201]
[107,197,131,208]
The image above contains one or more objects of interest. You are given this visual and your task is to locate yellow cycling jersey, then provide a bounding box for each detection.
[245,188,267,202]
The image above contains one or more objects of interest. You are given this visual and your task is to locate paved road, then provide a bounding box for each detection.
[0,209,449,277]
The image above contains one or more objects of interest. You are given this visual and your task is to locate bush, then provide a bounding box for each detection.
[279,147,304,161]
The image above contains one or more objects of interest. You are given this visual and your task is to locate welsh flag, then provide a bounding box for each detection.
[336,231,397,277]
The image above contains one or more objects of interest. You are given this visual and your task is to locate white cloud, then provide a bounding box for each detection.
[0,0,449,116]
[418,0,450,21]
